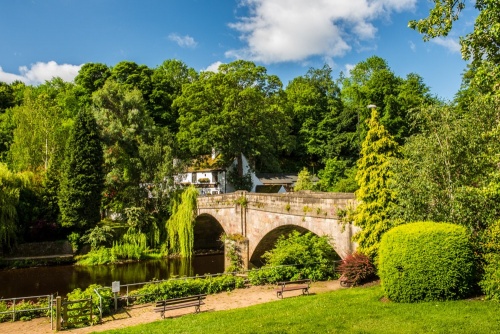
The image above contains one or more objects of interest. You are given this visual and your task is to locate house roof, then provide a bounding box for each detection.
[185,154,225,172]
[255,185,285,193]
[256,173,319,185]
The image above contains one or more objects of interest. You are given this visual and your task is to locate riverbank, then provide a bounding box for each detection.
[0,280,344,334]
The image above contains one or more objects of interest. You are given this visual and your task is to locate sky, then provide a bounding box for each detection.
[0,0,478,101]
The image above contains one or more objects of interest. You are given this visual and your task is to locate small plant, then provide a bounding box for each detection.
[303,206,312,214]
[316,208,322,215]
[337,252,376,286]
[220,234,245,272]
[67,232,81,253]
[234,196,248,207]
[285,203,291,212]
[198,177,210,183]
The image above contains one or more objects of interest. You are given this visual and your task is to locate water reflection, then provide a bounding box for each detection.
[0,254,224,299]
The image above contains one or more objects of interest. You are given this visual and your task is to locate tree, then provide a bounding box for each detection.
[149,59,198,130]
[285,65,347,170]
[409,1,500,95]
[58,109,104,231]
[92,80,156,212]
[175,60,292,178]
[8,80,74,171]
[294,167,315,191]
[353,108,399,260]
[391,98,500,234]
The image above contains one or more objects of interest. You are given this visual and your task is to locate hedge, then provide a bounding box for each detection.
[378,221,474,302]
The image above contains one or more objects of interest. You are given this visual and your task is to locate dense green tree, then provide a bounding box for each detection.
[340,56,433,146]
[175,60,292,178]
[74,63,111,94]
[150,59,198,130]
[92,80,156,212]
[58,109,104,231]
[285,65,347,170]
[353,108,399,260]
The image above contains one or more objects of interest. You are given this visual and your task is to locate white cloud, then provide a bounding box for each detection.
[203,61,224,73]
[0,61,82,85]
[227,0,417,63]
[344,64,355,76]
[168,33,198,48]
[431,37,461,54]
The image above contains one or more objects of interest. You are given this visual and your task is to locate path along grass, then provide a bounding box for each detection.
[98,285,500,334]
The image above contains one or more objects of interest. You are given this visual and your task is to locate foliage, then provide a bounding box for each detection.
[166,185,198,257]
[81,225,114,250]
[66,284,114,323]
[8,80,74,172]
[220,234,245,273]
[92,80,155,213]
[285,65,347,168]
[0,163,32,250]
[67,232,80,253]
[391,98,500,234]
[378,222,475,303]
[252,231,338,283]
[129,275,246,303]
[294,168,315,191]
[479,220,500,301]
[175,60,292,173]
[353,108,399,260]
[58,109,104,230]
[337,252,376,286]
[0,297,50,322]
[226,167,253,192]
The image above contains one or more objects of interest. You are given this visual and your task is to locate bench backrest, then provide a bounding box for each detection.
[157,294,207,307]
[276,279,311,286]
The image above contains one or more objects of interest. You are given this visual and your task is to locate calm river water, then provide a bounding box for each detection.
[0,254,224,299]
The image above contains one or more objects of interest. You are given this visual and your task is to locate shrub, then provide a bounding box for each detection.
[248,231,339,284]
[479,220,500,301]
[66,284,114,325]
[337,252,376,286]
[378,221,474,302]
[130,275,246,303]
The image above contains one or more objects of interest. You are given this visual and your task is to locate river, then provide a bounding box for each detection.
[0,254,224,299]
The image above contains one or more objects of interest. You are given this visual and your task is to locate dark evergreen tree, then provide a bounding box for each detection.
[58,109,104,231]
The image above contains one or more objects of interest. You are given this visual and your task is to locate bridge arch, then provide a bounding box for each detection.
[193,213,225,252]
[249,225,341,267]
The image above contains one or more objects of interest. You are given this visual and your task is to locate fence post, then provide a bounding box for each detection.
[56,296,62,331]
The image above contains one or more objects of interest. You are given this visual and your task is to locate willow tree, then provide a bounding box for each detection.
[353,108,399,260]
[166,186,198,257]
[0,163,31,250]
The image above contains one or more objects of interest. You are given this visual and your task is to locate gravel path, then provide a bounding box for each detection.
[0,280,343,334]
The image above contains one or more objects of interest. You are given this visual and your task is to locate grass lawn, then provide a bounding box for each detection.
[97,285,500,334]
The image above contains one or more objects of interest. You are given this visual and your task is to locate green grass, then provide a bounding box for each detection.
[97,285,500,334]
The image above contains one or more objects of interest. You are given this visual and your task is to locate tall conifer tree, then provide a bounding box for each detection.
[59,109,104,231]
[353,108,399,260]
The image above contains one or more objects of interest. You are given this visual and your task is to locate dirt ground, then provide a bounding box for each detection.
[0,280,342,334]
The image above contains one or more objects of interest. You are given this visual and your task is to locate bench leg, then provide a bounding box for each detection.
[195,305,200,313]
[160,311,165,319]
[276,291,283,299]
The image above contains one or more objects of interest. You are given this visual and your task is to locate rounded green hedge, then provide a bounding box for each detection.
[378,221,474,302]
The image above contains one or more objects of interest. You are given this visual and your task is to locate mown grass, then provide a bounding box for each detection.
[97,285,500,334]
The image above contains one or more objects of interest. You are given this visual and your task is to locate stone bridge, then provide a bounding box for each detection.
[195,191,358,269]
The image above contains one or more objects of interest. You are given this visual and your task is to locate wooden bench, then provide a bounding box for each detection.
[154,294,206,319]
[275,279,311,299]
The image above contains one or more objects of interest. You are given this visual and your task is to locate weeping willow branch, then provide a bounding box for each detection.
[166,186,198,258]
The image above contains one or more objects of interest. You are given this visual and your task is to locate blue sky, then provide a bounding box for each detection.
[0,0,477,101]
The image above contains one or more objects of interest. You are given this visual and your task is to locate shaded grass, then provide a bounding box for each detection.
[97,285,500,334]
